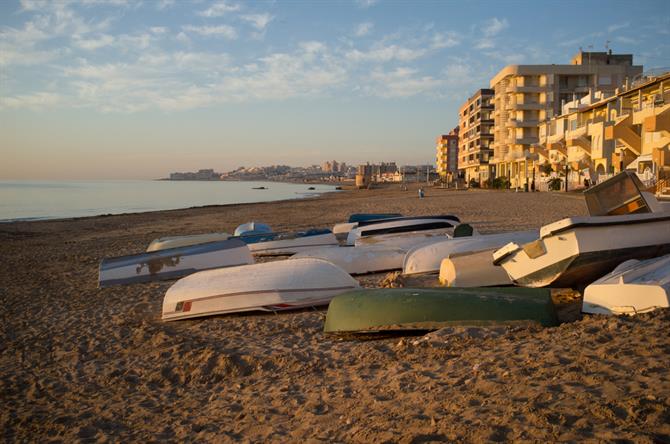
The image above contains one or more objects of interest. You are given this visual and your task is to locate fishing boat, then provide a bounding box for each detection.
[146,233,231,252]
[162,258,360,321]
[583,170,670,216]
[492,212,670,288]
[582,254,670,315]
[293,245,407,275]
[323,287,558,333]
[439,249,512,287]
[99,239,253,288]
[332,213,402,238]
[233,221,272,237]
[403,230,538,275]
[345,216,460,246]
[238,228,338,256]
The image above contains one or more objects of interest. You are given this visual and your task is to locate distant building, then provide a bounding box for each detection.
[458,89,494,186]
[436,127,460,182]
[490,50,643,189]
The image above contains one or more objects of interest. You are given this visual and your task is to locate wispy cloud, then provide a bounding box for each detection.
[607,22,629,33]
[430,32,459,49]
[355,22,374,37]
[482,17,509,37]
[73,34,115,50]
[1,91,62,110]
[156,0,175,10]
[182,25,238,39]
[241,13,274,31]
[345,44,425,63]
[197,1,241,18]
[367,67,441,98]
[356,0,379,8]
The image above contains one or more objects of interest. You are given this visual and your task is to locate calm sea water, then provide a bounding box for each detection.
[0,180,337,222]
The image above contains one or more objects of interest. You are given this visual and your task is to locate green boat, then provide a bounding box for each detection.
[323,287,558,334]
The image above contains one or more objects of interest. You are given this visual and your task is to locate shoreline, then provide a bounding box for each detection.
[3,188,669,441]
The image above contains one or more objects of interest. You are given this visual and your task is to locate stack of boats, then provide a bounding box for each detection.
[98,171,670,333]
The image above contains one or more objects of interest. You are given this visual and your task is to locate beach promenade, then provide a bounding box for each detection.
[2,186,669,442]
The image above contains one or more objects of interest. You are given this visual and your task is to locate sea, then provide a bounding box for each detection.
[0,180,338,222]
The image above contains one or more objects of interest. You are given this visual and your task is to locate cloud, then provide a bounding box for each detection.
[73,34,115,50]
[607,22,629,33]
[345,44,426,63]
[241,13,274,31]
[482,17,509,37]
[356,0,379,8]
[430,32,459,49]
[0,91,62,110]
[355,22,374,37]
[182,25,238,39]
[616,35,639,45]
[367,67,441,98]
[156,0,175,10]
[198,1,241,17]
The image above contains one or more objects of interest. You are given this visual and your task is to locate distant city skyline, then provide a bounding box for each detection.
[1,0,669,179]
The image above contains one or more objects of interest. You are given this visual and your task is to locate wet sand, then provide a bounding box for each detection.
[1,185,669,442]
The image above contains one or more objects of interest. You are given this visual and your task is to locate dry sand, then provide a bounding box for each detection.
[1,185,669,442]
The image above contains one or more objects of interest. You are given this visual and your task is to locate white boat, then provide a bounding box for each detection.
[162,258,360,321]
[146,233,231,252]
[241,229,339,256]
[293,245,407,275]
[584,170,670,216]
[99,239,253,287]
[439,249,512,287]
[403,230,538,275]
[582,255,670,315]
[346,216,459,246]
[332,213,403,238]
[492,212,670,288]
[234,221,272,236]
[354,229,453,250]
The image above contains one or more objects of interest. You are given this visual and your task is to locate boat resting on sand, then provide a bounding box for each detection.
[403,230,538,275]
[293,245,407,275]
[492,212,670,288]
[99,239,253,288]
[234,221,272,237]
[582,254,670,315]
[439,249,512,287]
[238,229,338,256]
[146,233,231,252]
[332,213,403,238]
[323,287,558,334]
[162,258,360,321]
[345,216,460,246]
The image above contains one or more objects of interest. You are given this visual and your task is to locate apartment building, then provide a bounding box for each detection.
[457,89,494,186]
[537,71,670,189]
[436,127,459,181]
[490,50,643,189]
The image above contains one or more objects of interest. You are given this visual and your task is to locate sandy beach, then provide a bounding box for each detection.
[2,185,669,442]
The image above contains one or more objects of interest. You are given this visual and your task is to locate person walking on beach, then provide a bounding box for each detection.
[418,188,424,199]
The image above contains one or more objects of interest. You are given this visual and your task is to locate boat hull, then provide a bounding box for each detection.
[439,249,512,287]
[244,232,338,256]
[162,258,359,321]
[293,245,407,274]
[346,217,459,245]
[99,239,253,287]
[146,233,230,252]
[324,287,558,333]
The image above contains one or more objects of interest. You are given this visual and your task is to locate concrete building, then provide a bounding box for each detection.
[490,50,643,189]
[435,127,459,182]
[536,70,670,191]
[457,89,494,186]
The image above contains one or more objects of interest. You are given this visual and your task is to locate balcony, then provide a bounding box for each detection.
[509,119,540,128]
[514,102,545,110]
[514,137,539,145]
[509,85,546,93]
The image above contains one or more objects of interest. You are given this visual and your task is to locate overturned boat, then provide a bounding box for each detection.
[439,249,513,287]
[492,212,670,288]
[293,245,407,275]
[583,254,670,315]
[238,228,338,256]
[323,287,558,334]
[146,232,231,252]
[162,258,360,321]
[403,230,538,275]
[234,221,272,237]
[345,215,460,246]
[332,213,403,238]
[99,239,253,288]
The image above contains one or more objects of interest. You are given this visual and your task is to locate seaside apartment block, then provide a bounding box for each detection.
[490,50,643,189]
[457,89,494,186]
[435,127,459,181]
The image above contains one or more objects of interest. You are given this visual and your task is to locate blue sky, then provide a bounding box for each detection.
[1,0,669,179]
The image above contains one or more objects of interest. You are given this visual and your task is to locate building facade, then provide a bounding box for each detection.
[457,89,494,186]
[489,50,643,189]
[436,127,459,181]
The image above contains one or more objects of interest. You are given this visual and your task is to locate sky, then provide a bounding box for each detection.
[1,0,669,180]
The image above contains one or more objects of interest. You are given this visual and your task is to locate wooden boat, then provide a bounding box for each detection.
[323,287,558,333]
[293,245,407,275]
[582,254,670,315]
[584,170,670,216]
[332,213,402,237]
[146,233,231,252]
[492,212,670,288]
[233,221,272,237]
[237,228,338,256]
[439,249,513,287]
[99,239,253,288]
[345,216,460,246]
[162,258,360,321]
[403,230,538,275]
